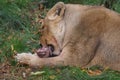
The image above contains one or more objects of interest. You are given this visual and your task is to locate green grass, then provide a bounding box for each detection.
[0,0,40,62]
[16,67,120,80]
[0,0,120,80]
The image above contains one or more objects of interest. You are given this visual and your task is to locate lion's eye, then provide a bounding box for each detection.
[41,26,45,29]
[41,25,47,31]
[40,26,46,33]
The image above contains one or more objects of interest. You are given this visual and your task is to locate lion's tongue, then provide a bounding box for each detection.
[36,46,52,57]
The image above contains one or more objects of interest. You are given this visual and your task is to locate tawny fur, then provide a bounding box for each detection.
[16,2,120,71]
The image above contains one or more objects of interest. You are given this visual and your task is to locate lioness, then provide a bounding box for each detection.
[16,2,120,71]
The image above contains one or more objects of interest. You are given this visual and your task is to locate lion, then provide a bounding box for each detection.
[15,2,120,71]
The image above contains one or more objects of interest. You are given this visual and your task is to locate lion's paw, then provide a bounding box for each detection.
[15,53,37,65]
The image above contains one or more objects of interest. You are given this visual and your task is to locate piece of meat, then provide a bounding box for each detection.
[36,46,52,58]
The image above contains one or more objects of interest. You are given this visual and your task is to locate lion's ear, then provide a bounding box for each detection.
[47,2,65,20]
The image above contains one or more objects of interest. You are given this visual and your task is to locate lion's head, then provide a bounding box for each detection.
[38,2,66,57]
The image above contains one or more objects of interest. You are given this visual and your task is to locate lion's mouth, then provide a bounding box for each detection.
[36,44,55,58]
